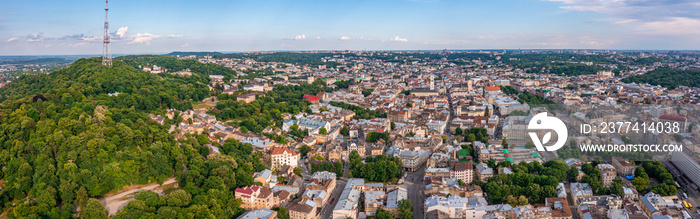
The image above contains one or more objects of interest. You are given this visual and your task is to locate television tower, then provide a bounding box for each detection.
[102,0,112,66]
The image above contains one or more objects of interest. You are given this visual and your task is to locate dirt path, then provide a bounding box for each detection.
[100,178,178,216]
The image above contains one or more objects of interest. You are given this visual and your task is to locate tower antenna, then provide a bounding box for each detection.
[102,0,112,66]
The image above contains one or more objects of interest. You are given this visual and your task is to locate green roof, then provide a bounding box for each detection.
[502,149,509,154]
[505,157,514,163]
[531,152,540,158]
[457,149,470,161]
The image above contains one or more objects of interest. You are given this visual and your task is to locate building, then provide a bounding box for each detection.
[303,94,320,104]
[639,192,670,216]
[333,178,364,219]
[237,92,265,103]
[269,147,300,170]
[282,118,331,135]
[364,191,386,216]
[612,157,635,177]
[235,185,276,210]
[659,114,687,133]
[570,183,593,205]
[426,167,451,178]
[253,169,276,187]
[237,208,277,219]
[597,164,616,187]
[288,200,317,219]
[450,161,474,184]
[672,151,700,188]
[424,195,489,219]
[475,162,494,181]
[385,188,408,218]
[388,147,431,171]
[387,110,409,123]
[546,197,573,219]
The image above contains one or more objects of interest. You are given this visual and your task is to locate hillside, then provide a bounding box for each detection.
[0,57,210,111]
[0,58,256,218]
[621,67,700,89]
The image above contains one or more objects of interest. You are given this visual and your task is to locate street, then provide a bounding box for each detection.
[319,178,348,219]
[405,166,426,219]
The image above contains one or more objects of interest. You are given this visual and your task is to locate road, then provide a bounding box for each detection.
[100,178,178,216]
[406,166,426,219]
[319,178,348,219]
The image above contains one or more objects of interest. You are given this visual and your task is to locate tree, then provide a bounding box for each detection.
[319,127,327,135]
[83,198,108,219]
[517,195,529,205]
[276,207,290,219]
[484,108,490,116]
[632,177,649,192]
[455,127,463,135]
[294,167,303,176]
[506,195,518,206]
[341,126,349,136]
[502,139,509,149]
[390,122,396,130]
[398,200,413,219]
[525,141,534,149]
[299,145,311,157]
[291,123,299,131]
[568,167,580,182]
[466,133,476,142]
[375,208,394,219]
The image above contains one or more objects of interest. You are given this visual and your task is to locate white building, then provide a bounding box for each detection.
[282,118,331,135]
[268,147,299,170]
[424,195,489,219]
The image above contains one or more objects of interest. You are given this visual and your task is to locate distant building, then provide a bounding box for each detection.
[450,161,474,184]
[597,164,616,187]
[671,151,700,188]
[237,92,265,103]
[475,162,493,181]
[659,114,687,133]
[612,157,635,177]
[268,147,299,170]
[235,185,276,210]
[236,208,277,219]
[545,197,573,219]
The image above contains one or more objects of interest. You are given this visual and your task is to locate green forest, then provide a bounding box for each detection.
[621,67,700,89]
[0,58,262,218]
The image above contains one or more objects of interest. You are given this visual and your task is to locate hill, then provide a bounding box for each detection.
[165,51,222,57]
[0,58,256,218]
[621,67,700,89]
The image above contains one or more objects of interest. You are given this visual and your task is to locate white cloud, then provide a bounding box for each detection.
[116,26,129,38]
[181,43,190,47]
[637,17,700,36]
[339,36,351,40]
[391,36,408,42]
[315,36,321,40]
[6,38,18,42]
[614,19,637,24]
[127,33,184,44]
[294,34,306,40]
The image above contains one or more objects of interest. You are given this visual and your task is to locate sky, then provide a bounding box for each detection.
[1,0,700,55]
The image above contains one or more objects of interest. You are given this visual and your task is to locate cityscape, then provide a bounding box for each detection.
[1,1,700,219]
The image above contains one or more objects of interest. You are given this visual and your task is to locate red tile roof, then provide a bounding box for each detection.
[659,114,686,122]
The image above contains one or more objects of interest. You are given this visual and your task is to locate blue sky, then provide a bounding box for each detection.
[1,0,700,55]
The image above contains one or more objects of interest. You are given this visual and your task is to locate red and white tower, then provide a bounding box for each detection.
[102,0,112,66]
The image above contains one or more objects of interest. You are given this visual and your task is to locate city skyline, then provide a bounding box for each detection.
[2,0,700,55]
